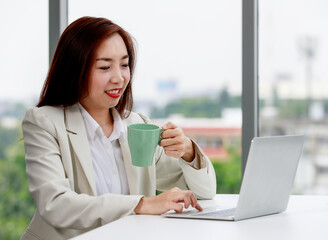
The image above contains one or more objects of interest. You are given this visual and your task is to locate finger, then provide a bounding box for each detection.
[162,121,178,130]
[189,192,198,208]
[164,150,181,158]
[161,128,181,139]
[195,203,203,212]
[183,195,192,209]
[159,138,183,147]
[164,145,184,153]
[168,202,184,213]
[161,140,184,150]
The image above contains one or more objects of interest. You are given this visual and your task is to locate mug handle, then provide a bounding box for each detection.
[159,128,164,142]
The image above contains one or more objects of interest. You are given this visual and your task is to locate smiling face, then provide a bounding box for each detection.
[80,33,131,114]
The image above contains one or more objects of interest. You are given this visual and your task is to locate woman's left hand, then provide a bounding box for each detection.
[159,122,195,162]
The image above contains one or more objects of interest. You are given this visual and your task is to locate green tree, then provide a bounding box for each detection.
[217,87,242,109]
[218,87,230,109]
[0,140,35,240]
[211,147,242,194]
[150,88,242,119]
[0,102,28,119]
[0,125,21,159]
[151,96,222,118]
[277,99,308,118]
[166,97,222,118]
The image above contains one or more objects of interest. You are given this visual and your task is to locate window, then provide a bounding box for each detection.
[0,0,48,105]
[0,1,48,238]
[259,0,328,194]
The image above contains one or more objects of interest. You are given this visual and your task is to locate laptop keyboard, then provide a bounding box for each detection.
[194,208,236,218]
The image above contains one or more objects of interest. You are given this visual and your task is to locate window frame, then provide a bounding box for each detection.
[242,0,259,176]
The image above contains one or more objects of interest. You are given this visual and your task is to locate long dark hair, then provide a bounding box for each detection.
[37,16,136,118]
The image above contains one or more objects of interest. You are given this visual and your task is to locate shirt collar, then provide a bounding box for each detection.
[78,103,125,141]
[109,107,125,141]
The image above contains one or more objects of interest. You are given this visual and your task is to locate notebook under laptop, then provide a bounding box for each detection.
[163,135,304,221]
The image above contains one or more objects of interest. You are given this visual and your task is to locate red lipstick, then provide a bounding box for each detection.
[105,88,121,98]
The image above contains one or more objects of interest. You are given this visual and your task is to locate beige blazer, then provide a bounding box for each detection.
[21,104,216,240]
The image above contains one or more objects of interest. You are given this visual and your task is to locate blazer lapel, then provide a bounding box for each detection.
[119,131,139,195]
[64,104,97,196]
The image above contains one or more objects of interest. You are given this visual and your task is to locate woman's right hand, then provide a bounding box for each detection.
[134,187,203,215]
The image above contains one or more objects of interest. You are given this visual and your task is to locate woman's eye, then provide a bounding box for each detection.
[99,66,110,70]
[122,64,129,68]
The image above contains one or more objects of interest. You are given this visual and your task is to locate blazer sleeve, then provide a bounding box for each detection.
[22,108,143,230]
[137,113,217,200]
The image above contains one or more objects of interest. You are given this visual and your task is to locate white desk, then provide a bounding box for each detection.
[72,194,328,240]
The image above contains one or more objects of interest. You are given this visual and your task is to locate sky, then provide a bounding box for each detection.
[0,0,327,104]
[259,0,328,99]
[0,0,48,103]
[68,0,242,103]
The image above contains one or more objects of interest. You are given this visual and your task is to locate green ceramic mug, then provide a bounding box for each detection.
[127,123,163,167]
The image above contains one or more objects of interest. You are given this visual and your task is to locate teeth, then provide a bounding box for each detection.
[106,90,119,94]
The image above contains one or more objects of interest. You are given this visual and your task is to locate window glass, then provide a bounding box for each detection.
[0,0,48,238]
[69,0,243,194]
[0,0,48,105]
[259,0,328,194]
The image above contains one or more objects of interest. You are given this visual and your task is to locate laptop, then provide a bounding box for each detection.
[163,134,304,221]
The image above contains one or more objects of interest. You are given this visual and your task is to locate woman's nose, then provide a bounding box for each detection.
[111,67,124,83]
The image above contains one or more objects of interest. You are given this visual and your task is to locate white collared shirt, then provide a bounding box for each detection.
[78,103,129,196]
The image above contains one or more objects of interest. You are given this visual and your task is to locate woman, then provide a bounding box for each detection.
[21,16,216,240]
